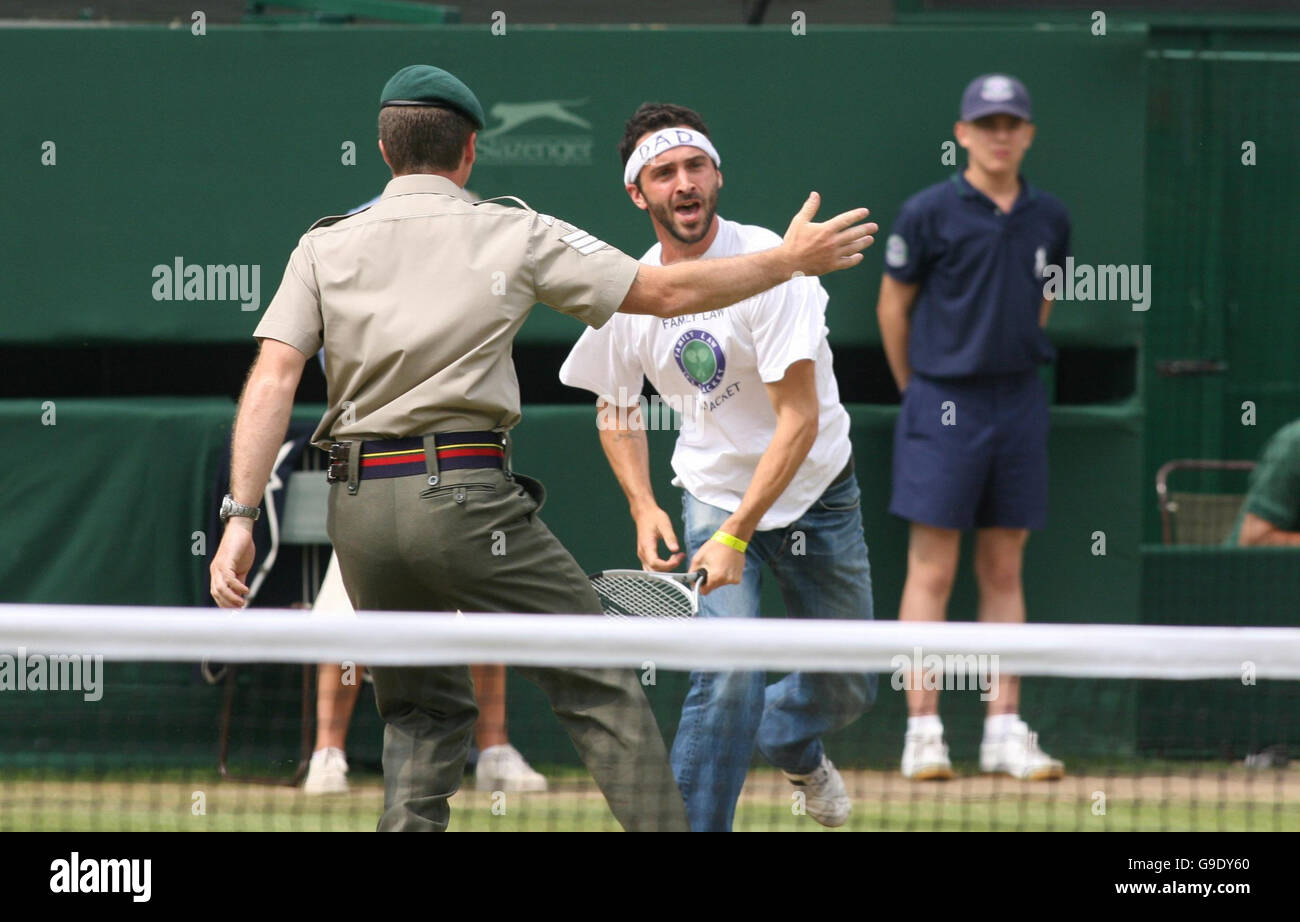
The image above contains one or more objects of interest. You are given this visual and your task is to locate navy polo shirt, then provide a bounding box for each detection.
[884,172,1070,378]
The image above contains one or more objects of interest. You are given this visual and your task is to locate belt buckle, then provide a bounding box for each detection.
[326,441,352,484]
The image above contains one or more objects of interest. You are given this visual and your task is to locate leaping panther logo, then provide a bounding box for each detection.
[479,99,592,138]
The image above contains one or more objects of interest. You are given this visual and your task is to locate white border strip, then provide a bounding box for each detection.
[1,605,1299,679]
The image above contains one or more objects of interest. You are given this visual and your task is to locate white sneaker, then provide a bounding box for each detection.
[303,747,349,795]
[980,720,1065,780]
[901,732,955,780]
[475,744,549,792]
[783,755,851,827]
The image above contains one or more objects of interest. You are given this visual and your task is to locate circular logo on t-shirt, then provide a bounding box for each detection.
[674,329,726,393]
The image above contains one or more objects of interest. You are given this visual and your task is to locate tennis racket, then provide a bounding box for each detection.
[588,569,707,619]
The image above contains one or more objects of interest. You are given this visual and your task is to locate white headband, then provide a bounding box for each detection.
[622,126,721,187]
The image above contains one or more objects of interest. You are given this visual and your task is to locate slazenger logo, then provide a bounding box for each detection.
[477,99,594,166]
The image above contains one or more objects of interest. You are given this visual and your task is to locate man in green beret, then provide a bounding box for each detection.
[209,64,875,831]
[378,64,488,125]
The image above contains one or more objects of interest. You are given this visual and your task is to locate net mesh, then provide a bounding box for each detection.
[0,605,1296,832]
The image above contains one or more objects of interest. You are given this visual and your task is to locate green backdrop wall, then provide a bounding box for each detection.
[1,25,1144,350]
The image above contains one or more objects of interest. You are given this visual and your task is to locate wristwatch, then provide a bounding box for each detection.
[219,494,261,524]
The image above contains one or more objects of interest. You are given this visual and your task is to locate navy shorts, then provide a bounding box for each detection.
[889,370,1049,531]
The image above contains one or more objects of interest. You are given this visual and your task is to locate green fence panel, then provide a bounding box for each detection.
[1,397,232,606]
[1139,545,1299,758]
[1142,50,1300,540]
[6,398,1141,768]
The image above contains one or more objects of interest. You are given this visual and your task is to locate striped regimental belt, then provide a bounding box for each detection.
[327,430,506,483]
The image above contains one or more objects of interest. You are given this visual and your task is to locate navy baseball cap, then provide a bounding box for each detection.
[960,74,1032,122]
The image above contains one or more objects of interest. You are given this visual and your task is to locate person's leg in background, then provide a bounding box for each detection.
[889,374,989,780]
[972,527,1061,779]
[304,554,362,795]
[975,372,1063,780]
[304,663,365,794]
[472,663,548,792]
[974,527,1027,720]
[898,523,962,780]
[669,490,770,832]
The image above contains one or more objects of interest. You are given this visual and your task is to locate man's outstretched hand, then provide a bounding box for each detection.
[781,192,877,277]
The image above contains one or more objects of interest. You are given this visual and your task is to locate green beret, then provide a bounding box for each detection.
[379,65,485,129]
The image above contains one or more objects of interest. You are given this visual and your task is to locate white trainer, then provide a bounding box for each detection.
[980,720,1065,780]
[901,732,955,780]
[783,755,851,827]
[303,747,349,795]
[475,744,549,792]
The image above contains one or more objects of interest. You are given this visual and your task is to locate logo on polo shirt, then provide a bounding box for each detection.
[673,329,726,393]
[885,234,908,269]
[1034,245,1047,278]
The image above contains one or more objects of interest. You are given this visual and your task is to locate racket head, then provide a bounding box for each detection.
[587,569,706,619]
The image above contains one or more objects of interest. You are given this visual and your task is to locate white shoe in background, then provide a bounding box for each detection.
[980,720,1065,780]
[902,732,955,780]
[303,747,350,795]
[475,744,549,792]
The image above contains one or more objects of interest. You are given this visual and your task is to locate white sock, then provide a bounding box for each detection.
[907,715,943,737]
[984,713,1020,739]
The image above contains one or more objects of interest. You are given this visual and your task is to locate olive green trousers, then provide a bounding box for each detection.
[328,462,688,832]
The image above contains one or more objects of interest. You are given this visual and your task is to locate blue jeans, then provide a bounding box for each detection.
[670,471,877,831]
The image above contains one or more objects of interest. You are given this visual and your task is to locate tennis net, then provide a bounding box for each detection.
[0,604,1296,832]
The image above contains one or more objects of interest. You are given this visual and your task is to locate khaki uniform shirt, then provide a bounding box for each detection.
[253,174,640,448]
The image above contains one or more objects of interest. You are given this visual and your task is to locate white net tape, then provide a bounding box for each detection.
[1,605,1299,679]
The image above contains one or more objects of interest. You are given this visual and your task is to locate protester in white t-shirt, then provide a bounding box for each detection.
[560,103,877,832]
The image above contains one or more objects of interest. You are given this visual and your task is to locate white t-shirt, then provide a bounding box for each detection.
[559,217,852,531]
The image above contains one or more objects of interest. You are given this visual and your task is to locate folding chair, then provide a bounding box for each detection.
[1156,459,1257,545]
[217,462,332,785]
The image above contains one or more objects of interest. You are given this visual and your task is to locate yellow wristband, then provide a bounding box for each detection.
[711,530,749,554]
